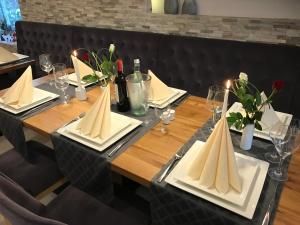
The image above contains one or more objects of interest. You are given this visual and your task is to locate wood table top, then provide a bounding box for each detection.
[1,74,299,225]
[0,58,36,75]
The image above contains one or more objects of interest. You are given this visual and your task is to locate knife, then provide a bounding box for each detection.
[107,129,140,157]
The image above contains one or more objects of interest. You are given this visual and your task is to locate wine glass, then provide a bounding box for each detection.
[53,63,69,104]
[268,123,300,181]
[206,85,225,130]
[39,54,53,85]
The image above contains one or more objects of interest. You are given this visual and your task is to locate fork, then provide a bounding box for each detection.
[157,153,183,183]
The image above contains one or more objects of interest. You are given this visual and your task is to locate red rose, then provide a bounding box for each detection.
[81,53,89,62]
[272,80,284,91]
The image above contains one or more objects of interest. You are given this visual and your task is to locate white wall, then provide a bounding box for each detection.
[195,0,300,19]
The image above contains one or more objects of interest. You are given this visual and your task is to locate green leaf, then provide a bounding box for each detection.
[227,116,236,126]
[254,111,263,121]
[255,121,262,131]
[255,92,261,106]
[82,74,99,83]
[235,121,243,130]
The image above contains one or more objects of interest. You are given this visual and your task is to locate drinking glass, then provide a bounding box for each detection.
[206,85,225,129]
[39,54,53,85]
[268,123,300,181]
[154,103,171,134]
[53,63,69,104]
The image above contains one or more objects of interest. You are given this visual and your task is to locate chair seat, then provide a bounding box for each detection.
[0,141,63,196]
[46,186,140,225]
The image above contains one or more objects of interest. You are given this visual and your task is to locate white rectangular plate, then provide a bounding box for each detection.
[0,53,29,65]
[174,141,259,207]
[149,87,187,109]
[57,113,142,152]
[67,73,99,87]
[0,88,59,114]
[227,102,293,141]
[165,140,269,219]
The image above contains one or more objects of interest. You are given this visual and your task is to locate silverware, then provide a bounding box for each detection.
[61,112,85,128]
[157,153,183,183]
[108,129,139,157]
[19,100,55,119]
[261,182,278,225]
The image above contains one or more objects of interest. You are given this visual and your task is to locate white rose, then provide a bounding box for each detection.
[109,44,115,53]
[239,72,248,82]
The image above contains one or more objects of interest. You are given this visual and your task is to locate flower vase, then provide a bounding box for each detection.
[164,0,179,14]
[240,124,255,150]
[182,0,197,15]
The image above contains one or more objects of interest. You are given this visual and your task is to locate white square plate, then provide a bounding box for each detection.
[67,73,101,87]
[149,87,187,109]
[174,142,259,207]
[68,113,131,145]
[165,141,269,219]
[227,102,293,141]
[57,112,142,152]
[0,53,29,65]
[0,88,59,114]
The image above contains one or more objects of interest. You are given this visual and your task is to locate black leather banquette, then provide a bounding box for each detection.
[16,21,300,117]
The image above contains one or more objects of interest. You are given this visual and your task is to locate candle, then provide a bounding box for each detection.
[73,50,83,88]
[222,80,231,117]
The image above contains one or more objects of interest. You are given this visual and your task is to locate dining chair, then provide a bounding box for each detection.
[0,172,140,225]
[0,140,63,196]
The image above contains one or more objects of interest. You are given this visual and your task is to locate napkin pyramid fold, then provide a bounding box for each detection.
[187,116,242,193]
[77,86,111,139]
[2,66,33,106]
[0,46,18,62]
[260,92,281,127]
[148,70,175,101]
[71,55,94,78]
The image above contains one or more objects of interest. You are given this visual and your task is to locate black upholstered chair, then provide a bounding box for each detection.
[0,172,140,225]
[0,141,63,196]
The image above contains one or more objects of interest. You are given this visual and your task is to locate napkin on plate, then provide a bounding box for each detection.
[260,92,281,128]
[148,70,175,101]
[71,55,94,78]
[0,46,18,62]
[187,116,242,193]
[77,86,111,139]
[1,66,33,106]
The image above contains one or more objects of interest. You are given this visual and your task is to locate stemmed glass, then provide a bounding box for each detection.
[268,123,300,181]
[53,63,69,104]
[206,85,225,130]
[39,54,53,85]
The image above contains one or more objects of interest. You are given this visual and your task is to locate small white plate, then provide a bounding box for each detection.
[149,87,187,109]
[227,102,293,141]
[0,53,29,65]
[174,142,259,207]
[57,113,142,152]
[165,141,269,219]
[0,88,59,114]
[67,73,101,87]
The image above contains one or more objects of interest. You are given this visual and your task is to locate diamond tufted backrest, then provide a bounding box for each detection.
[16,21,73,78]
[15,21,300,117]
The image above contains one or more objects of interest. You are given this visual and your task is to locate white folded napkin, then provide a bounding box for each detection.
[71,55,94,79]
[0,46,18,62]
[188,116,242,193]
[2,66,33,106]
[77,86,111,139]
[148,70,175,101]
[260,92,281,128]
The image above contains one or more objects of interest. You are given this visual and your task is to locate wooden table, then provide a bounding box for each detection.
[0,58,36,75]
[1,75,299,225]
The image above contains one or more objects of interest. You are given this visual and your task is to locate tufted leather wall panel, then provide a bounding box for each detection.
[16,21,73,78]
[15,21,300,117]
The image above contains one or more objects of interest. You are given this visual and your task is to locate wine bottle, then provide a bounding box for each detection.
[115,59,130,112]
[133,58,142,82]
